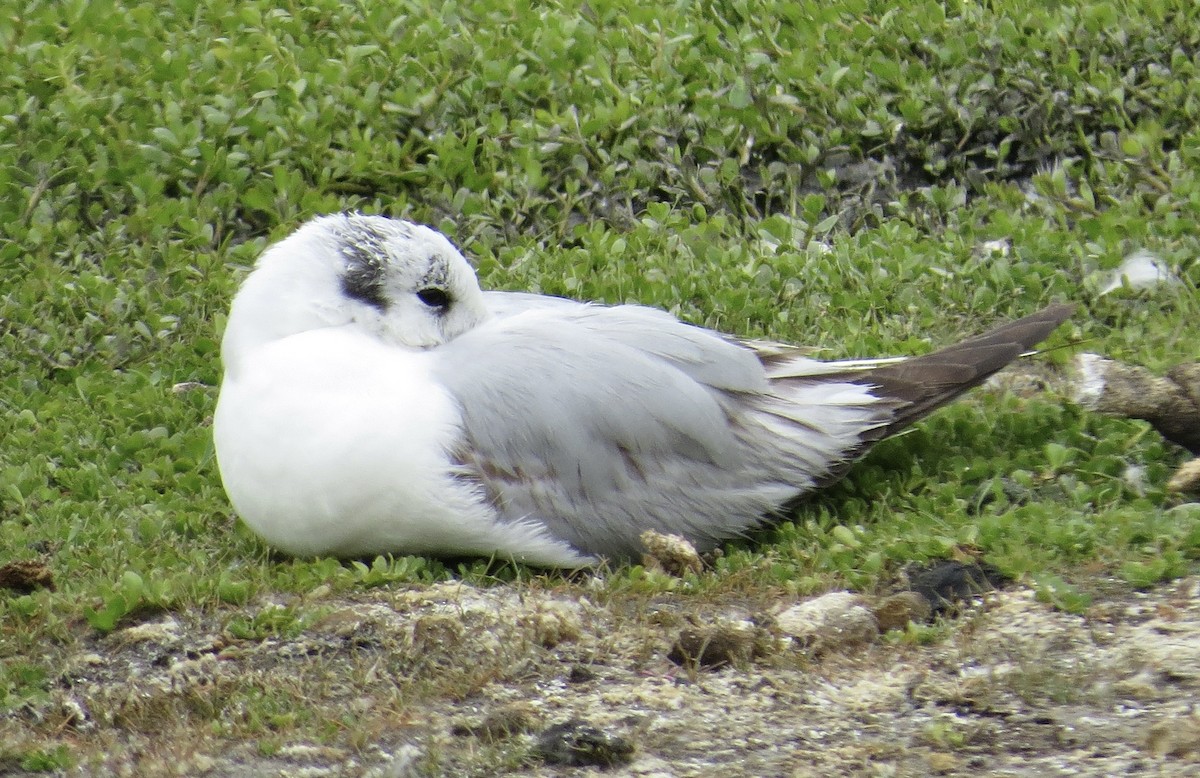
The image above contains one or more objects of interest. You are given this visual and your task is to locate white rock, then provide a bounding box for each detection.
[776,591,878,652]
[117,617,181,644]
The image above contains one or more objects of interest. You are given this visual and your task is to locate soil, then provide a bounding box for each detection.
[8,574,1200,777]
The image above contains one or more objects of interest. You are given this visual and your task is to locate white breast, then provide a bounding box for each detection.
[213,326,590,566]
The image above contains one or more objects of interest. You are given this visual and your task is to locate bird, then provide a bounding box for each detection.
[213,213,1073,567]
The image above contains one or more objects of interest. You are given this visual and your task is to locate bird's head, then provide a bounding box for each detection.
[222,214,488,367]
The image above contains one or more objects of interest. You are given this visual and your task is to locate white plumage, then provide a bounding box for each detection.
[214,214,1072,567]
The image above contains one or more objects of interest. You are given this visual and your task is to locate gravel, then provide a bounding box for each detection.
[7,575,1200,776]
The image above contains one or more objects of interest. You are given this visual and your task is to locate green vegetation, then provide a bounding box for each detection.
[2,0,1198,771]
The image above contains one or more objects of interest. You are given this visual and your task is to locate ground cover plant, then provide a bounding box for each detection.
[2,0,1199,774]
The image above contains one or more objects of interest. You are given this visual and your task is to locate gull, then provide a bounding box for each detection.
[213,214,1073,567]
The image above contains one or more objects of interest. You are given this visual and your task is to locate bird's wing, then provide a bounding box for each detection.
[482,291,769,391]
[434,298,887,559]
[438,297,1073,560]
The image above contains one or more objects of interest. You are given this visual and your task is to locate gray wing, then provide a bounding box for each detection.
[433,295,885,559]
[435,297,1073,561]
[480,291,767,391]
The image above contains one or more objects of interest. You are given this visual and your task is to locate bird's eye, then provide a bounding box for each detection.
[416,288,451,309]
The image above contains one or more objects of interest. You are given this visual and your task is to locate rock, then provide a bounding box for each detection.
[312,606,376,639]
[567,664,598,683]
[1144,711,1200,757]
[518,600,582,647]
[19,573,1200,775]
[306,583,332,600]
[906,560,1009,614]
[1113,669,1168,701]
[364,745,423,778]
[926,751,962,773]
[1167,458,1200,495]
[408,613,466,653]
[533,719,634,767]
[0,559,55,593]
[775,592,878,652]
[188,754,217,774]
[640,530,703,576]
[668,618,760,668]
[872,591,934,632]
[453,702,540,740]
[117,617,181,645]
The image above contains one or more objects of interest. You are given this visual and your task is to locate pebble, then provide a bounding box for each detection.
[118,617,182,645]
[519,600,583,647]
[1167,459,1200,494]
[1145,711,1200,757]
[775,592,878,652]
[640,530,703,576]
[872,591,934,632]
[668,619,760,668]
[905,560,1007,613]
[533,719,635,767]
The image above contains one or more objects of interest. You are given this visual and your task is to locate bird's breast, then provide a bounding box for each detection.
[213,328,475,556]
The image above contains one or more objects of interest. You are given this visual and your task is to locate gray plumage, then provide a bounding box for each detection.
[435,296,1075,559]
[214,213,1074,566]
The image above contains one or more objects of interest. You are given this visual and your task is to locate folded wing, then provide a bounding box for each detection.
[435,297,1073,559]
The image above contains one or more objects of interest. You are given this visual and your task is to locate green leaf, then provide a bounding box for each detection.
[1033,574,1092,615]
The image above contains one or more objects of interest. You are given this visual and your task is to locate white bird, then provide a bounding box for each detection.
[213,214,1073,567]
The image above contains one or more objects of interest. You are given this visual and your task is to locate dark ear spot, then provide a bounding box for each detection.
[341,256,388,310]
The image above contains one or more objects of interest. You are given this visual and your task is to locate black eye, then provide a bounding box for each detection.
[416,288,451,309]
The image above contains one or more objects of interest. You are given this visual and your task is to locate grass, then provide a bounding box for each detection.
[2,0,1200,772]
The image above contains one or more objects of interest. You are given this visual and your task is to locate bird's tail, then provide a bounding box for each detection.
[858,303,1076,438]
[754,304,1075,488]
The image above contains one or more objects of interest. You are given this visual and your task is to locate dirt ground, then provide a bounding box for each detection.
[9,570,1200,777]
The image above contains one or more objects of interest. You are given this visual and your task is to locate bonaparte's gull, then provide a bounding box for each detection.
[213,214,1073,567]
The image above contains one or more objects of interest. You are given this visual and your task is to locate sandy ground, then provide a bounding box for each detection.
[9,572,1200,777]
